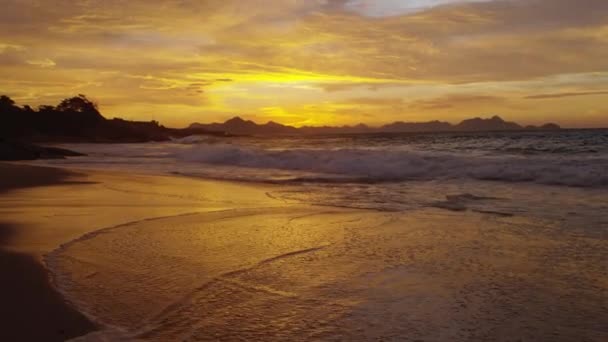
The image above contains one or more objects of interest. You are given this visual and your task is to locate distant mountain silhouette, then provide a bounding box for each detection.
[0,95,220,143]
[456,115,522,131]
[190,115,561,135]
[525,123,562,130]
[197,117,299,135]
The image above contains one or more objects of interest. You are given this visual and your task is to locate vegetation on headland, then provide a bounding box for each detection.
[0,95,218,143]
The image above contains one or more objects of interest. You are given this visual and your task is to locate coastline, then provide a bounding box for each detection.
[0,162,282,341]
[1,162,606,341]
[0,164,96,341]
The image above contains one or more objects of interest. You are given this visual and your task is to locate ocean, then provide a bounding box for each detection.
[34,129,608,340]
[41,129,608,230]
[42,129,608,185]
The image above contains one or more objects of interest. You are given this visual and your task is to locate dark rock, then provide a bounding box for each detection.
[0,140,85,161]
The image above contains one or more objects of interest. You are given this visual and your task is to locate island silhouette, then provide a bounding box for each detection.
[2,94,562,145]
[190,116,561,136]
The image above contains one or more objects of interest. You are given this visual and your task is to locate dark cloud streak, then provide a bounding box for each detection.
[525,91,608,99]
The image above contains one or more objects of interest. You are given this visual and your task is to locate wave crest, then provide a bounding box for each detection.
[174,144,608,187]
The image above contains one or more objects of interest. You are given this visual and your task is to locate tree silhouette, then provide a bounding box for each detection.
[0,94,215,142]
[56,95,100,115]
[0,95,17,111]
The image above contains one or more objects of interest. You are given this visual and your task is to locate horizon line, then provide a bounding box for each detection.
[187,115,575,130]
[3,94,604,130]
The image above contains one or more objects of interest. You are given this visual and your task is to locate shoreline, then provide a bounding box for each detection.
[0,161,284,341]
[1,162,606,341]
[0,164,97,341]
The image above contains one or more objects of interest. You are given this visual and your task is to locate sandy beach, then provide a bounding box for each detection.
[0,164,95,341]
[0,163,277,340]
[1,162,607,341]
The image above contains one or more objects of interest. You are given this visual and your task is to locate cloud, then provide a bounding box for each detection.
[26,58,56,68]
[344,0,493,17]
[0,43,25,53]
[0,0,607,126]
[347,97,405,106]
[316,81,412,92]
[409,94,506,110]
[525,91,608,99]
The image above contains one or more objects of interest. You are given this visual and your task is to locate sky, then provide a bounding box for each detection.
[1,0,607,128]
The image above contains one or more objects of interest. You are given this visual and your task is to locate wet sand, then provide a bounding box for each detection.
[0,164,95,341]
[55,207,607,341]
[1,162,607,341]
[0,162,277,341]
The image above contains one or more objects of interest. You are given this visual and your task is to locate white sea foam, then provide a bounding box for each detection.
[42,130,608,188]
[170,143,608,187]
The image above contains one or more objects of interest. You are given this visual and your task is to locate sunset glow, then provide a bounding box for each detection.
[1,0,607,127]
[2,2,608,340]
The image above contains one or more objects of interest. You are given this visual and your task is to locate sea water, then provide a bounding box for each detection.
[36,130,608,341]
[41,129,608,229]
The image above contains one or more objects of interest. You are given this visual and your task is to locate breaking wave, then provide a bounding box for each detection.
[174,144,608,187]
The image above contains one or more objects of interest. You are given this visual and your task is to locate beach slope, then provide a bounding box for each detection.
[1,163,606,341]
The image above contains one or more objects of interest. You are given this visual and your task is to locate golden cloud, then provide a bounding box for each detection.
[0,0,607,127]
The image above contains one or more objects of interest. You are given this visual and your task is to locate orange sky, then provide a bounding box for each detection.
[1,0,607,128]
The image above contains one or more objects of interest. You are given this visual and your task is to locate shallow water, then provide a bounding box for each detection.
[49,207,607,341]
[31,131,608,340]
